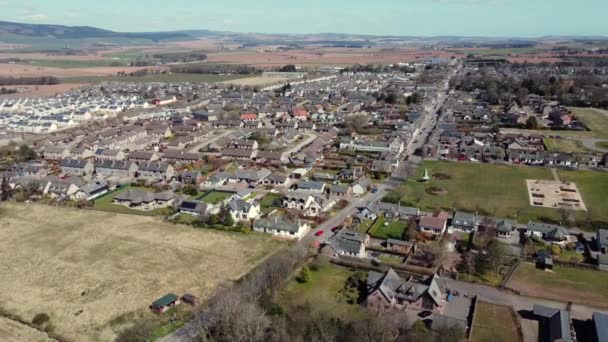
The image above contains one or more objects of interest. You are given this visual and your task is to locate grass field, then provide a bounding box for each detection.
[61,73,252,84]
[572,107,608,139]
[508,262,608,307]
[0,316,53,342]
[596,141,608,149]
[470,301,522,342]
[543,138,591,153]
[370,219,408,240]
[388,161,608,225]
[29,59,128,69]
[279,264,366,321]
[198,190,233,205]
[0,203,283,341]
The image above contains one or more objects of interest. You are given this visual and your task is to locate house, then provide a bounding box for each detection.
[59,159,95,176]
[204,172,228,188]
[253,215,310,240]
[496,219,517,238]
[192,110,218,122]
[386,239,414,255]
[354,206,380,222]
[330,184,351,198]
[533,305,574,342]
[150,293,180,314]
[228,198,260,221]
[43,179,82,199]
[113,189,176,211]
[95,160,139,178]
[255,151,288,164]
[352,177,372,196]
[221,148,256,160]
[365,269,445,312]
[177,200,218,217]
[234,139,259,150]
[78,180,109,200]
[227,169,272,186]
[95,149,126,161]
[525,222,570,242]
[282,193,335,217]
[128,151,159,163]
[138,162,175,180]
[262,172,289,186]
[180,170,203,184]
[450,211,479,232]
[295,181,326,193]
[151,96,177,106]
[418,213,448,235]
[43,147,68,160]
[323,229,370,258]
[376,202,419,219]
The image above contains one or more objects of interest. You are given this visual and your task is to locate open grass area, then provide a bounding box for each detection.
[508,262,608,308]
[571,107,608,139]
[198,190,233,205]
[0,203,283,341]
[543,138,591,153]
[93,185,168,216]
[371,220,408,240]
[0,315,53,342]
[387,161,608,226]
[61,73,252,84]
[279,264,366,321]
[596,141,608,149]
[470,301,522,342]
[29,59,127,69]
[260,193,282,214]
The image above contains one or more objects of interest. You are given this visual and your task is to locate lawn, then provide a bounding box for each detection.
[543,138,591,153]
[387,161,608,226]
[197,190,233,205]
[93,186,168,216]
[60,73,253,84]
[0,203,284,341]
[571,107,608,139]
[470,301,522,342]
[557,168,608,225]
[596,141,608,149]
[370,220,408,240]
[508,262,608,307]
[279,264,366,321]
[260,193,282,214]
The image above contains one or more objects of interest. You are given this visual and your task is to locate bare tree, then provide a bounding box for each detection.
[344,113,370,134]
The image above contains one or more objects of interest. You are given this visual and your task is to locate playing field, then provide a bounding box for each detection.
[508,262,608,308]
[571,107,608,139]
[390,161,608,225]
[470,301,522,342]
[0,203,284,341]
[543,138,590,153]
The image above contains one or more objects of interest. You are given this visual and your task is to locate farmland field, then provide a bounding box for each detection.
[0,203,284,341]
[61,73,252,84]
[388,161,608,225]
[470,301,522,342]
[508,262,608,308]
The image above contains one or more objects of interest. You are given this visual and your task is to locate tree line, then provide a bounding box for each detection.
[170,63,261,75]
[0,76,60,86]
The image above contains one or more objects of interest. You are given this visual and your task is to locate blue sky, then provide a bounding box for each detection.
[0,0,606,37]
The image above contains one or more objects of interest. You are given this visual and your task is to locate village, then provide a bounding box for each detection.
[1,55,608,342]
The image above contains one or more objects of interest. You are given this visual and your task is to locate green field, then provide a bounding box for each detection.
[61,73,253,84]
[370,219,408,240]
[386,161,608,226]
[509,262,608,307]
[28,59,128,68]
[572,107,608,139]
[543,138,591,153]
[279,264,366,321]
[470,301,522,342]
[596,141,608,149]
[198,190,233,205]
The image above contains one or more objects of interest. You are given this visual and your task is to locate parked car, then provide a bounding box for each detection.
[331,226,342,232]
[314,230,324,237]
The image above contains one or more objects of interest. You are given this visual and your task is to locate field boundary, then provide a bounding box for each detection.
[0,308,66,342]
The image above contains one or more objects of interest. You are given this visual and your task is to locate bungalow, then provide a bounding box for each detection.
[221,148,257,160]
[376,202,419,219]
[355,206,380,222]
[43,179,82,199]
[295,180,326,193]
[253,215,310,240]
[418,213,448,235]
[365,269,445,312]
[330,184,351,198]
[255,151,288,164]
[450,211,479,232]
[282,193,335,217]
[496,219,517,238]
[228,169,272,186]
[204,172,229,188]
[262,172,289,186]
[113,189,176,211]
[525,222,570,242]
[150,293,180,314]
[181,170,203,184]
[78,180,109,200]
[323,229,370,258]
[228,198,261,221]
[352,177,372,196]
[178,200,218,216]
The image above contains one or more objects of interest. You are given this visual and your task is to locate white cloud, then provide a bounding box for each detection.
[18,13,48,21]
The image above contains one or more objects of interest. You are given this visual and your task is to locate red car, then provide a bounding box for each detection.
[314,230,325,237]
[331,226,342,232]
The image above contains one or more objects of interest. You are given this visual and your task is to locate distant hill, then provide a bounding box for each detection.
[0,21,193,50]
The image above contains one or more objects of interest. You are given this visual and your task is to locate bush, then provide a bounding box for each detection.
[549,244,562,255]
[32,313,50,326]
[298,266,311,283]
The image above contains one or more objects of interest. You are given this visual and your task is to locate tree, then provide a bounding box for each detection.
[344,113,370,134]
[223,213,235,227]
[182,185,198,196]
[17,145,36,161]
[525,116,539,129]
[298,265,311,283]
[279,64,297,72]
[476,240,506,275]
[1,177,9,201]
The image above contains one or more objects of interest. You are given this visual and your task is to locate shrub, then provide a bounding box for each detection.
[549,244,562,255]
[298,266,311,283]
[32,313,50,326]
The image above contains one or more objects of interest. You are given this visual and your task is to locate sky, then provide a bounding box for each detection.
[0,0,606,37]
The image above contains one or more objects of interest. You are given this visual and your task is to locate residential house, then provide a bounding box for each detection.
[295,180,326,193]
[282,193,335,217]
[323,229,370,258]
[533,305,574,342]
[59,159,95,176]
[386,239,414,255]
[138,162,175,180]
[43,147,68,160]
[418,213,448,235]
[180,170,203,185]
[227,169,272,186]
[95,160,138,178]
[228,198,260,221]
[262,172,289,186]
[352,177,372,196]
[496,219,517,238]
[376,202,419,219]
[78,180,109,200]
[204,172,228,188]
[113,189,176,211]
[330,184,351,198]
[450,211,479,232]
[253,215,310,240]
[525,222,570,243]
[365,269,445,312]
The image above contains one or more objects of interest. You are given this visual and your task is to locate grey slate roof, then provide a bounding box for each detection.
[533,305,572,342]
